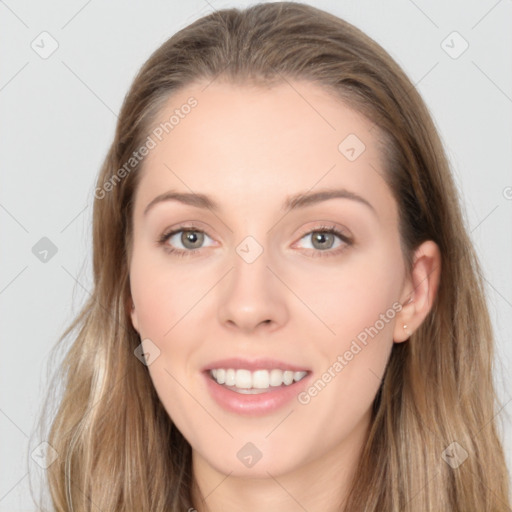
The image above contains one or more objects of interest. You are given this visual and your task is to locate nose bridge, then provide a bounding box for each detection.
[217,233,288,332]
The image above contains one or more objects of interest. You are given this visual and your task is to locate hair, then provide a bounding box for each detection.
[32,2,510,510]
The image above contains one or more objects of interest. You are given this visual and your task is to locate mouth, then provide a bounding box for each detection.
[201,358,312,415]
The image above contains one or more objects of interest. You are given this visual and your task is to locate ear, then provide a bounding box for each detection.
[393,240,441,343]
[129,298,140,334]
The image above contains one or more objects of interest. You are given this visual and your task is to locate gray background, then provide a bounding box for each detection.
[1,0,511,509]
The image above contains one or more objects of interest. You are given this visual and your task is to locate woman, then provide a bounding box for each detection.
[36,2,511,510]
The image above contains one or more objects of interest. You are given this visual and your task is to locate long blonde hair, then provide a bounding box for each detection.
[33,2,510,510]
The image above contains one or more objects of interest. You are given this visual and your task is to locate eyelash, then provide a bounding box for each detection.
[156,224,353,259]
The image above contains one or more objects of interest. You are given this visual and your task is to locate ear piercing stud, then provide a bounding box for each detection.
[403,324,412,337]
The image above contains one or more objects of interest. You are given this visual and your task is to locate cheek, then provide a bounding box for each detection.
[130,251,213,338]
[293,241,404,345]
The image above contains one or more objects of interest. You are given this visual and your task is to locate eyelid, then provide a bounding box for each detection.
[295,223,353,243]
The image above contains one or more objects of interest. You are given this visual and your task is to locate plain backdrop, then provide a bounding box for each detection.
[1,0,511,509]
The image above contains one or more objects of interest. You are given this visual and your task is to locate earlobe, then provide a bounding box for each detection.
[393,240,441,343]
[393,297,415,343]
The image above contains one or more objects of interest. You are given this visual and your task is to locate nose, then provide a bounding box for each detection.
[217,245,289,334]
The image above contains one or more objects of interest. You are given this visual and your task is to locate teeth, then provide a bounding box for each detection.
[269,369,283,386]
[225,369,236,386]
[209,368,308,390]
[252,369,269,388]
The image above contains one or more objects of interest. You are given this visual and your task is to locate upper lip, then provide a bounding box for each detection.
[202,357,311,373]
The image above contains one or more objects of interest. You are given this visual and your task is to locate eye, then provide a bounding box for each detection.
[294,225,353,257]
[157,226,215,257]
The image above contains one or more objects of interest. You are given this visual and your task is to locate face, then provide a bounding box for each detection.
[129,79,409,480]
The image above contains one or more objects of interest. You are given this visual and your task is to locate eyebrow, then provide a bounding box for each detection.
[143,188,376,216]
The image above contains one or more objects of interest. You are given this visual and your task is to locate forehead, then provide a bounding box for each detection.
[134,79,395,223]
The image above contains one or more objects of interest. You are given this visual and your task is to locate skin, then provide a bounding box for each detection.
[128,79,441,512]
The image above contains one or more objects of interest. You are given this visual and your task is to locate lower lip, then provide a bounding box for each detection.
[203,371,311,416]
